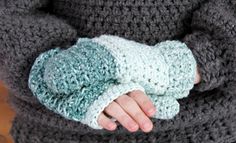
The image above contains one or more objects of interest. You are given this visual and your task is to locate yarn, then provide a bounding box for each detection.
[28,34,196,129]
[1,0,236,142]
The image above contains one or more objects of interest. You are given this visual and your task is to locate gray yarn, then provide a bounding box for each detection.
[1,0,236,142]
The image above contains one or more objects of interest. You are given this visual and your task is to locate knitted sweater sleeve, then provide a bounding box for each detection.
[181,0,236,92]
[0,0,77,101]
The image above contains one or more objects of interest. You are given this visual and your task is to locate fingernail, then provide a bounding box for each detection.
[109,123,116,130]
[148,108,156,115]
[143,122,152,130]
[129,123,138,130]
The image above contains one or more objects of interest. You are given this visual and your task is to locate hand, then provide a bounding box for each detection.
[194,66,201,84]
[97,90,156,133]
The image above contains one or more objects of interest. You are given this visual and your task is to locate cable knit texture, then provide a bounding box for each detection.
[28,34,196,129]
[0,0,236,142]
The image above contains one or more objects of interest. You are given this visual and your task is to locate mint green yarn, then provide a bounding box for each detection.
[44,38,117,94]
[28,34,197,129]
[28,39,118,121]
[147,94,180,119]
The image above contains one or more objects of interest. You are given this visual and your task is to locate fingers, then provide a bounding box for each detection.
[128,90,156,117]
[98,91,155,133]
[97,112,117,131]
[115,95,153,132]
[104,101,139,132]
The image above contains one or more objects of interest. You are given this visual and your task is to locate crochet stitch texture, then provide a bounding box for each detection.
[28,34,196,129]
[1,0,236,142]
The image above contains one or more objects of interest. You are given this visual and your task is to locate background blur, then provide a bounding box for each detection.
[0,81,14,143]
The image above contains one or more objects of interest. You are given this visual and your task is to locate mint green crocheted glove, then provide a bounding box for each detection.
[28,34,196,129]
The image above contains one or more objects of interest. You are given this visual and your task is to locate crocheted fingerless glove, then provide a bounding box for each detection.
[28,34,197,129]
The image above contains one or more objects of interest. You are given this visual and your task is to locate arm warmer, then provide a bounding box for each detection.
[28,34,197,129]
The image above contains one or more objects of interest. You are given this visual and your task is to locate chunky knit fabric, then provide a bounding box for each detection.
[0,0,236,142]
[28,34,196,129]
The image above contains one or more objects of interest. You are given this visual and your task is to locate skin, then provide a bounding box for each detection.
[98,66,201,133]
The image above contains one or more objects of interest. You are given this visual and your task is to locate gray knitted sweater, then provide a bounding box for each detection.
[0,0,236,142]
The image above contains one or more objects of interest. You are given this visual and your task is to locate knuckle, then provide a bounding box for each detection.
[134,111,143,119]
[116,95,129,103]
[129,90,143,98]
[126,98,136,107]
[119,114,130,122]
[117,96,135,107]
[129,92,139,99]
[104,102,115,113]
[135,90,145,95]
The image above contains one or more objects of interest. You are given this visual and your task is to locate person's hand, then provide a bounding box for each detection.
[194,66,201,84]
[97,90,156,133]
